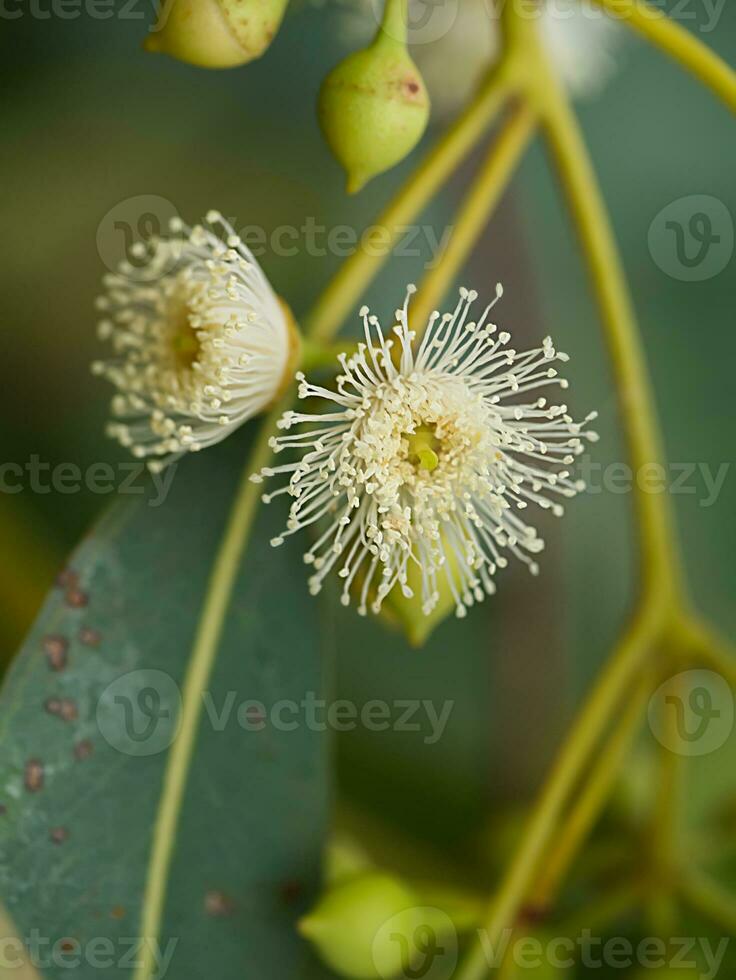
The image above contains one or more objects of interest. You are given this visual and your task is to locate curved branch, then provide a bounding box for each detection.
[591,0,736,113]
[304,62,516,344]
[410,100,537,332]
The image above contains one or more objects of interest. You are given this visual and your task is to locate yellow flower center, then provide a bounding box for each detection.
[169,303,201,370]
[406,423,440,472]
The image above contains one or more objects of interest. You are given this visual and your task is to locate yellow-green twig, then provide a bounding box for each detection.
[410,101,537,332]
[649,654,684,934]
[133,398,289,980]
[530,670,652,909]
[453,607,660,980]
[540,83,680,601]
[592,0,736,113]
[304,61,516,344]
[679,617,736,688]
[556,878,645,936]
[679,869,736,934]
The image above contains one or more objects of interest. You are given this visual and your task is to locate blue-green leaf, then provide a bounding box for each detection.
[0,427,332,980]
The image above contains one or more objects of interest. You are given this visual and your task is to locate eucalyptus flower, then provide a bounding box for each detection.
[339,0,622,118]
[256,285,597,618]
[92,211,297,471]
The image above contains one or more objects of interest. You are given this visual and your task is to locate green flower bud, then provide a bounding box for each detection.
[298,871,453,979]
[318,14,430,193]
[381,526,464,647]
[144,0,289,69]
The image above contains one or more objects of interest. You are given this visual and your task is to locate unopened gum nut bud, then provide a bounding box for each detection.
[144,0,289,69]
[382,528,463,647]
[298,872,429,978]
[318,34,430,193]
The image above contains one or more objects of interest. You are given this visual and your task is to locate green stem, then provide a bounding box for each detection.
[538,57,681,603]
[300,338,358,373]
[680,869,736,934]
[680,617,736,688]
[649,655,683,934]
[454,607,660,980]
[410,100,537,332]
[379,0,407,46]
[556,878,645,936]
[530,670,652,909]
[132,399,289,980]
[0,903,43,979]
[304,60,516,344]
[592,0,736,113]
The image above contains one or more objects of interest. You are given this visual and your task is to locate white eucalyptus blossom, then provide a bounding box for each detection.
[92,211,296,471]
[337,0,622,117]
[255,285,597,618]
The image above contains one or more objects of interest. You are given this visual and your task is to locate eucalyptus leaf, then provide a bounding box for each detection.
[0,429,334,980]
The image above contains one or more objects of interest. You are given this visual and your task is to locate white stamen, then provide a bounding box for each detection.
[258,286,596,619]
[93,211,290,468]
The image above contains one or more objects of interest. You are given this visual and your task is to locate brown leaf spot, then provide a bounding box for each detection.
[79,627,101,647]
[45,697,78,722]
[204,890,235,917]
[244,704,266,727]
[44,635,69,671]
[65,587,89,609]
[110,906,126,920]
[60,699,78,721]
[50,826,69,844]
[24,759,44,793]
[74,739,94,761]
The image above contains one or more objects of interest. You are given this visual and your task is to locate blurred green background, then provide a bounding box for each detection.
[1,0,735,865]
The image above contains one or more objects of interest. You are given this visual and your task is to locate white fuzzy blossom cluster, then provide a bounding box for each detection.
[338,0,622,117]
[255,285,597,618]
[92,211,292,471]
